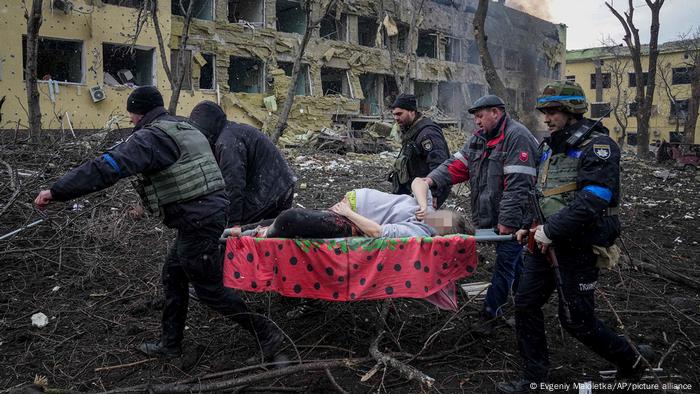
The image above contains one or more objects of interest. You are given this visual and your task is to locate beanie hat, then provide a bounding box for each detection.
[390,93,417,112]
[126,86,164,115]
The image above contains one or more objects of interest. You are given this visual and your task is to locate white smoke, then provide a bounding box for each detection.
[505,0,552,21]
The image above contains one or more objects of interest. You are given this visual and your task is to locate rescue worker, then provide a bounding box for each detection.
[419,95,538,333]
[34,86,284,361]
[189,101,296,232]
[389,93,451,207]
[497,81,655,393]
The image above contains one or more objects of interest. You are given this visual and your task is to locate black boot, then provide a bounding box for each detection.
[258,321,284,361]
[496,379,536,393]
[138,341,182,358]
[616,344,656,381]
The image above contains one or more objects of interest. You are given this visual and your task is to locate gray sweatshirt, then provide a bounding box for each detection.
[354,188,435,238]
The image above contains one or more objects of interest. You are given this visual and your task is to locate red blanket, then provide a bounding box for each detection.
[223,235,478,306]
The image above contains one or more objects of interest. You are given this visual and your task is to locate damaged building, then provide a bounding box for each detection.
[0,0,565,141]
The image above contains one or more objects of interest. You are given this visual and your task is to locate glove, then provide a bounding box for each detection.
[534,225,552,246]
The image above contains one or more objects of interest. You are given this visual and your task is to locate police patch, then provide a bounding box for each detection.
[593,144,611,160]
[421,139,433,151]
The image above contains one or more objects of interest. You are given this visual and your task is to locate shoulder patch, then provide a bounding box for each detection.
[421,139,433,151]
[519,151,529,162]
[593,144,611,160]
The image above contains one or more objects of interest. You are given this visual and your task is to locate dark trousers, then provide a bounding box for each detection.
[161,214,258,347]
[514,247,638,381]
[483,239,523,317]
[240,186,295,225]
[265,208,357,238]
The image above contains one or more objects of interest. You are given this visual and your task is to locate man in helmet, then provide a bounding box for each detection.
[34,86,285,362]
[388,93,451,207]
[416,94,538,334]
[497,81,655,393]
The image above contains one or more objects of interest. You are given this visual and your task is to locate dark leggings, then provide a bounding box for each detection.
[263,208,358,238]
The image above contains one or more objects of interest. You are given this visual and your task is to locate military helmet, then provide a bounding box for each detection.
[536,80,588,114]
[468,95,506,114]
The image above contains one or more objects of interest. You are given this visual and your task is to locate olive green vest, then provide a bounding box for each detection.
[140,120,225,214]
[537,132,603,218]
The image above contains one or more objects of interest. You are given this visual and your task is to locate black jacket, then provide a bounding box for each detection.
[189,101,296,225]
[543,119,621,247]
[392,116,451,207]
[50,106,228,229]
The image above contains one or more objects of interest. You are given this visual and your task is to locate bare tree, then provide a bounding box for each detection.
[657,61,684,139]
[271,0,338,144]
[606,0,665,157]
[473,0,515,116]
[24,0,43,142]
[132,0,196,116]
[601,41,632,146]
[681,32,700,144]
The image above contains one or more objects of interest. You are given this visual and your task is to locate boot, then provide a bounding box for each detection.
[258,322,284,361]
[496,378,537,393]
[472,310,501,336]
[616,344,656,381]
[138,340,182,358]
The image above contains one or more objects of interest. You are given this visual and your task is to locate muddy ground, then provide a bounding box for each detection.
[1,132,699,393]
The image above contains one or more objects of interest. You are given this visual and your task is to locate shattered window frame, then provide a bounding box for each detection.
[22,35,84,84]
[445,36,464,63]
[358,16,378,47]
[171,0,215,21]
[102,43,156,87]
[359,73,381,115]
[278,61,312,96]
[320,13,347,41]
[228,56,265,94]
[416,30,437,59]
[170,48,193,90]
[672,67,692,85]
[228,0,265,25]
[438,81,463,116]
[414,81,435,109]
[199,53,216,90]
[276,0,307,35]
[320,67,352,97]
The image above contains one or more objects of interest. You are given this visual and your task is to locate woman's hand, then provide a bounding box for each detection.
[330,198,353,217]
[415,204,428,221]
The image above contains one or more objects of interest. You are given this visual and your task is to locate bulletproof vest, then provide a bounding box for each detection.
[537,131,605,219]
[139,120,225,214]
[392,116,432,187]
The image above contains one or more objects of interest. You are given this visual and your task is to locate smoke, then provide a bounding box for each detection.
[505,0,552,21]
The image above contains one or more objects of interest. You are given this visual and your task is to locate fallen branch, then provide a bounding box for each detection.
[94,358,157,372]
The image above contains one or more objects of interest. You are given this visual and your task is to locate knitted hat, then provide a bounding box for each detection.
[390,93,417,112]
[126,86,164,115]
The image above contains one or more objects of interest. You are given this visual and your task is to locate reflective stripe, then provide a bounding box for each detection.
[503,165,536,176]
[102,153,121,175]
[583,185,612,202]
[537,95,586,103]
[454,151,469,167]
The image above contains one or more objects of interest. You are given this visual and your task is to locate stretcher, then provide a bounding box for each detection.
[221,229,514,310]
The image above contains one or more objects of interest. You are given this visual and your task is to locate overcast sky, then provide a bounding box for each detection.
[547,0,700,50]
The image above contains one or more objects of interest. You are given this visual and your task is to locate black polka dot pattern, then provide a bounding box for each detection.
[227,252,234,260]
[246,253,254,262]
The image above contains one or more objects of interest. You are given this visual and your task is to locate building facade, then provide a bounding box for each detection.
[1,0,565,141]
[566,40,699,146]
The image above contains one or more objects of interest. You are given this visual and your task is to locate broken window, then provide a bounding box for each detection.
[628,72,648,87]
[170,48,192,90]
[465,40,480,65]
[199,53,215,90]
[590,102,611,118]
[626,132,637,146]
[359,74,380,115]
[276,0,306,34]
[438,82,463,116]
[279,61,311,96]
[22,36,83,83]
[383,76,399,107]
[103,44,155,87]
[672,67,692,85]
[416,31,436,58]
[670,99,689,119]
[320,14,346,40]
[445,37,464,62]
[358,16,378,47]
[171,0,215,20]
[669,131,683,143]
[627,101,638,116]
[565,75,576,82]
[467,83,485,102]
[504,49,520,71]
[590,73,611,89]
[229,56,264,93]
[102,0,143,7]
[228,0,264,24]
[321,67,351,96]
[414,81,435,109]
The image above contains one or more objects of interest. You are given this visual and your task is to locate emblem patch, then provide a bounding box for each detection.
[593,144,611,160]
[519,151,529,162]
[421,139,433,151]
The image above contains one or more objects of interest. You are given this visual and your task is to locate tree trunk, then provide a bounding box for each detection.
[24,0,43,143]
[473,0,516,117]
[167,0,195,115]
[638,0,664,157]
[683,65,700,144]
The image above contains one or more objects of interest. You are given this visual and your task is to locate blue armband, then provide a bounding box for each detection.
[582,185,612,202]
[102,153,121,176]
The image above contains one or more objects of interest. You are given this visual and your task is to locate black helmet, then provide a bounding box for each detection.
[468,95,506,114]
